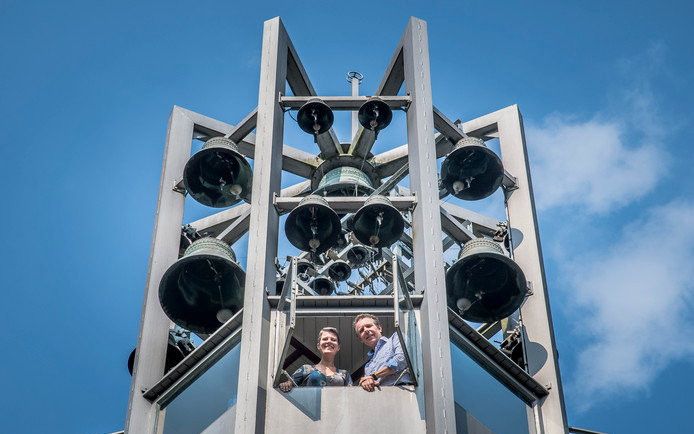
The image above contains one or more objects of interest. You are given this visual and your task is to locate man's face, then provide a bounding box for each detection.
[354,317,382,348]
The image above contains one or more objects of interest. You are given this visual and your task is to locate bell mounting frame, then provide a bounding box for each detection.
[126,16,569,434]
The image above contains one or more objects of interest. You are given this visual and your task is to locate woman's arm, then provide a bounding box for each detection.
[279,365,308,392]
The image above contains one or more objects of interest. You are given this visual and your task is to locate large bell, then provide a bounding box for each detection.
[358,97,393,136]
[445,238,527,323]
[328,259,352,282]
[183,136,253,208]
[440,137,504,200]
[297,98,334,138]
[314,166,374,197]
[159,237,245,334]
[285,195,341,254]
[311,275,335,295]
[352,195,405,248]
[127,334,192,376]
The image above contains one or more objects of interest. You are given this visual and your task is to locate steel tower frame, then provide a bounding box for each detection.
[125,16,568,434]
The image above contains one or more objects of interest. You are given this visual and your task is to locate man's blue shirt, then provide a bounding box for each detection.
[364,332,412,385]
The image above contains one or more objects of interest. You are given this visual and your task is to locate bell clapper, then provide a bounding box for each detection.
[369,107,379,130]
[216,308,234,323]
[222,182,242,198]
[369,212,384,246]
[204,258,232,324]
[309,221,320,252]
[452,177,474,195]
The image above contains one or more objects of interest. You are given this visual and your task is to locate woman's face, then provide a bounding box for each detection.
[317,330,340,356]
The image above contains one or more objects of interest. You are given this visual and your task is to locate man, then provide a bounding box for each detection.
[353,313,412,392]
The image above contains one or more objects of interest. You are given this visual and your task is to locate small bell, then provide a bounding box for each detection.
[352,195,405,248]
[297,98,334,141]
[311,275,335,296]
[285,195,341,254]
[346,245,371,267]
[358,97,393,137]
[328,259,352,282]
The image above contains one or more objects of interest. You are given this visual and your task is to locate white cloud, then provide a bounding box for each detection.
[526,114,666,214]
[564,201,694,410]
[526,43,670,215]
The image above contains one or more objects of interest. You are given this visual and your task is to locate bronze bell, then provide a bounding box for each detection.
[346,244,371,267]
[296,259,316,282]
[285,195,341,254]
[328,259,352,282]
[311,275,335,295]
[445,238,527,323]
[440,137,504,201]
[358,97,393,137]
[159,237,245,334]
[352,195,405,248]
[314,166,374,197]
[127,333,193,376]
[183,137,253,208]
[297,98,334,139]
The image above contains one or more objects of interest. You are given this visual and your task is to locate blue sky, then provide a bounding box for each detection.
[1,1,693,433]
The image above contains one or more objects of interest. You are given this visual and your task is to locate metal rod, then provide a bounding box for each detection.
[280,95,409,110]
[274,195,416,212]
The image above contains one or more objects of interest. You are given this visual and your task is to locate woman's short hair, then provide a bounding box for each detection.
[352,313,381,331]
[318,327,340,344]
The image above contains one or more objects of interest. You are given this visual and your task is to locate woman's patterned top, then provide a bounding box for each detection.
[289,364,353,387]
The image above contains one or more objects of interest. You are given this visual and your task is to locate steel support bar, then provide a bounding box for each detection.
[433,105,466,142]
[295,308,395,316]
[285,36,342,159]
[273,195,416,212]
[371,133,450,177]
[226,108,258,143]
[125,107,194,434]
[440,205,477,243]
[279,95,411,110]
[348,39,405,158]
[448,309,548,404]
[179,106,322,179]
[402,17,456,433]
[234,17,288,433]
[498,105,569,433]
[215,208,252,245]
[440,202,500,236]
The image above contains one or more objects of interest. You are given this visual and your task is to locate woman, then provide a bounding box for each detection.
[279,327,352,391]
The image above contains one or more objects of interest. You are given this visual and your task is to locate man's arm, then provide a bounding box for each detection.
[359,335,408,390]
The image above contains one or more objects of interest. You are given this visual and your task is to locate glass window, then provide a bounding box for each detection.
[158,344,241,434]
[450,342,530,434]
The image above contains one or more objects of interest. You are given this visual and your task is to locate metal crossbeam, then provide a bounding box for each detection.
[273,195,416,212]
[280,95,410,110]
[225,108,258,143]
